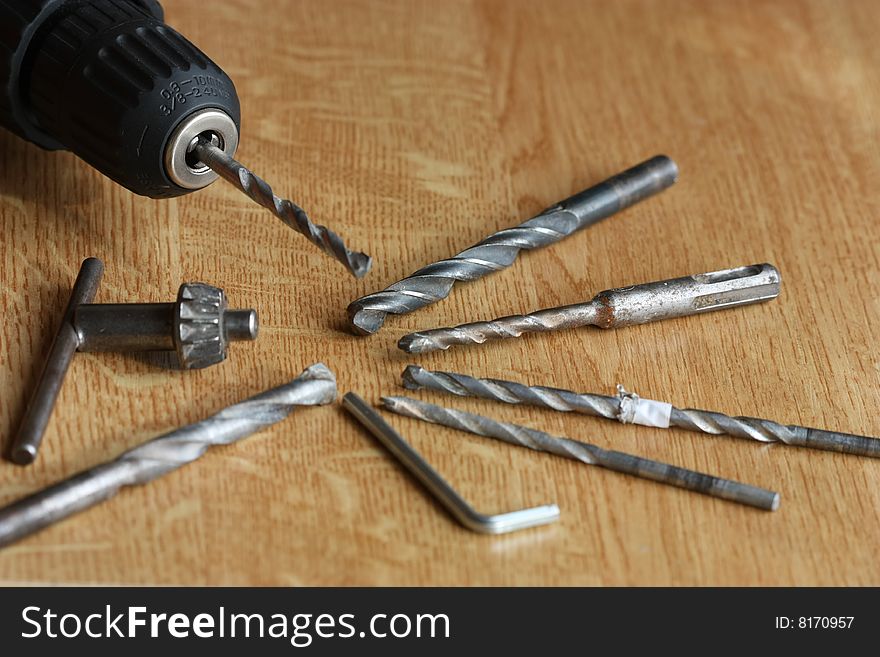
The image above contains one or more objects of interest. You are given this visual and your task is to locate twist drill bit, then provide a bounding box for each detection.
[347,155,679,335]
[399,263,780,353]
[194,139,371,278]
[0,363,337,548]
[382,396,779,511]
[402,366,880,459]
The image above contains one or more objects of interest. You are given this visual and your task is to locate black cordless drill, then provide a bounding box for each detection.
[0,0,241,198]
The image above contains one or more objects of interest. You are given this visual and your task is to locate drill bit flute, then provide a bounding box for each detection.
[399,263,780,354]
[0,364,337,548]
[402,366,880,459]
[383,396,779,511]
[347,155,679,335]
[194,140,371,278]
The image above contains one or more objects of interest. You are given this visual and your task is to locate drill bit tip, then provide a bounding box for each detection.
[298,362,335,380]
[397,332,442,354]
[244,362,337,411]
[347,307,387,336]
[380,395,414,412]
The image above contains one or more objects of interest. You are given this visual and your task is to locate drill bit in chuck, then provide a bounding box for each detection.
[402,366,880,459]
[194,140,371,278]
[0,363,337,548]
[382,395,780,511]
[347,155,679,335]
[399,263,780,354]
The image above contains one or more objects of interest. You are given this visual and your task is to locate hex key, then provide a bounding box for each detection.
[342,392,560,534]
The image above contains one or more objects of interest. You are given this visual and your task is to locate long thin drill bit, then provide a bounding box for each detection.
[347,155,679,335]
[402,366,880,458]
[194,140,371,278]
[382,396,779,511]
[0,363,337,548]
[399,263,780,353]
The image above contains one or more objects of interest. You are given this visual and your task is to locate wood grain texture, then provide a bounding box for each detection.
[1,0,878,585]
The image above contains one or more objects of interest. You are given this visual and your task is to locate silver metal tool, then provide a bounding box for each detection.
[347,155,679,335]
[402,366,880,459]
[193,139,371,278]
[0,364,337,549]
[342,392,560,534]
[10,258,258,465]
[382,395,780,511]
[399,263,781,353]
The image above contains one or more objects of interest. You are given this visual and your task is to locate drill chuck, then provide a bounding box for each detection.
[0,0,241,198]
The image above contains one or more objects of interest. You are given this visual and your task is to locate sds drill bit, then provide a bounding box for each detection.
[347,155,679,335]
[194,140,371,278]
[382,396,780,511]
[0,363,337,548]
[402,366,880,459]
[399,263,780,354]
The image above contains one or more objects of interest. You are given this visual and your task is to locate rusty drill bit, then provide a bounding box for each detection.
[194,139,371,278]
[347,155,679,335]
[399,263,780,354]
[382,396,779,511]
[402,366,880,458]
[0,363,337,548]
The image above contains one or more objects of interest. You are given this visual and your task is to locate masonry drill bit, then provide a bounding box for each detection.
[399,263,780,353]
[382,396,779,510]
[0,363,337,548]
[347,155,679,335]
[402,366,880,459]
[194,139,371,278]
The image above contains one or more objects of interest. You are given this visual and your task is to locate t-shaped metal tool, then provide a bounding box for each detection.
[10,257,258,465]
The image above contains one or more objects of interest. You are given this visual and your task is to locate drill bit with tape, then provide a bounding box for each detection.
[402,366,880,458]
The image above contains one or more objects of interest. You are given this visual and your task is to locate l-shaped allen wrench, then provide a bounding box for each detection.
[342,393,559,534]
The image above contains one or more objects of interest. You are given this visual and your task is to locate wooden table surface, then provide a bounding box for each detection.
[1,0,878,586]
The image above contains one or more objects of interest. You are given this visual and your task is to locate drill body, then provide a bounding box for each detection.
[0,0,240,197]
